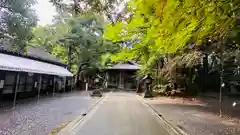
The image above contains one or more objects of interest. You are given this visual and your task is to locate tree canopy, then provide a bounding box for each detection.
[0,0,38,53]
[2,0,240,97]
[31,13,120,72]
[50,0,129,24]
[104,0,240,74]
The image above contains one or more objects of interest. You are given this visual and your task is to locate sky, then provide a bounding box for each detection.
[33,0,127,26]
[33,0,57,26]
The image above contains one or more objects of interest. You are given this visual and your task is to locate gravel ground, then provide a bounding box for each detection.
[147,97,240,135]
[0,91,98,135]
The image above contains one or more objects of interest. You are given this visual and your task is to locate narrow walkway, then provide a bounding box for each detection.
[71,92,172,135]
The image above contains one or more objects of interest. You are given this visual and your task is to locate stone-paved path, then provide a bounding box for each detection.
[69,92,173,135]
[0,91,98,135]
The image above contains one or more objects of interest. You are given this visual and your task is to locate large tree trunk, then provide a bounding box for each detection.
[67,45,72,71]
[75,65,81,87]
[156,60,159,85]
[202,53,209,92]
[75,62,89,90]
[219,41,224,117]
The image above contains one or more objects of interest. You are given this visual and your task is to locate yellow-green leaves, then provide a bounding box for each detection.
[103,0,240,73]
[104,23,124,41]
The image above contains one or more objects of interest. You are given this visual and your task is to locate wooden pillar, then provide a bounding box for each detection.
[47,75,50,95]
[23,73,27,92]
[53,76,55,97]
[116,75,118,87]
[0,71,5,101]
[85,76,88,91]
[105,72,108,88]
[122,71,125,89]
[64,77,66,93]
[13,72,20,108]
[85,82,88,91]
[37,75,42,102]
[119,72,121,88]
[70,78,73,92]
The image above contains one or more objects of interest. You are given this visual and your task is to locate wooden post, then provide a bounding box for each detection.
[13,72,20,108]
[23,73,27,91]
[85,76,88,91]
[37,75,42,102]
[157,60,160,85]
[105,72,108,88]
[122,72,125,89]
[64,77,66,93]
[53,76,55,97]
[0,71,6,101]
[70,78,73,92]
[85,82,88,91]
[119,72,121,89]
[116,75,118,87]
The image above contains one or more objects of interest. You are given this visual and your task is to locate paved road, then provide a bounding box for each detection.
[0,91,98,135]
[71,92,172,135]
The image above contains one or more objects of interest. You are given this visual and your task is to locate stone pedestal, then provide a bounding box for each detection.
[144,85,153,98]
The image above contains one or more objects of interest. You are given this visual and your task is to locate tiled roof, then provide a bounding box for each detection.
[106,62,140,70]
[0,52,73,76]
[27,45,61,63]
[0,42,63,65]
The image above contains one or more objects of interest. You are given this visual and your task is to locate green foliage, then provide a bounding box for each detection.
[0,0,38,53]
[104,0,240,73]
[50,0,128,24]
[30,24,70,52]
[31,12,120,73]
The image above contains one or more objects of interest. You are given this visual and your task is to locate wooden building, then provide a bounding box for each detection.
[0,46,73,106]
[105,62,139,90]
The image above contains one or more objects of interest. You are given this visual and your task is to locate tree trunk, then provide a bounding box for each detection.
[76,65,81,87]
[203,53,209,92]
[156,60,159,85]
[67,45,72,71]
[219,46,224,117]
[67,0,78,72]
[219,40,225,117]
[73,0,79,14]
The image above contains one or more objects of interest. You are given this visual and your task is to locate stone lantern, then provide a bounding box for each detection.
[143,75,153,98]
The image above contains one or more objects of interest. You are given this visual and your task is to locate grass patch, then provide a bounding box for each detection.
[48,120,72,135]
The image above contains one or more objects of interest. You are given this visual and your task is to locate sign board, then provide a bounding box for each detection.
[34,82,38,88]
[95,78,99,83]
[0,80,4,88]
[28,72,34,76]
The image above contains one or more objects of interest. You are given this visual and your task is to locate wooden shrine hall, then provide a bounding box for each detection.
[105,62,139,90]
[0,46,73,107]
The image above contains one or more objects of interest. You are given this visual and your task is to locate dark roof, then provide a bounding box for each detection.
[0,41,63,64]
[27,46,61,63]
[106,61,140,70]
[0,52,73,76]
[0,47,66,67]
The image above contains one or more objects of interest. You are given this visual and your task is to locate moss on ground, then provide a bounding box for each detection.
[48,120,72,135]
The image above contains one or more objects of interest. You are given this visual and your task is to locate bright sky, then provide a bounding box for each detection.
[33,0,57,26]
[33,0,127,26]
